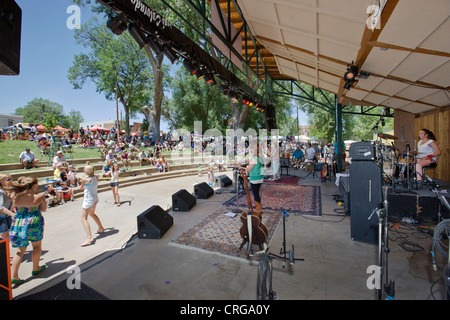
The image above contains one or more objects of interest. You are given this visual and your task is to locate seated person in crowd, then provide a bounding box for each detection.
[155,159,163,173]
[102,161,112,177]
[120,149,131,169]
[105,150,116,163]
[52,150,67,169]
[68,165,78,187]
[147,149,155,165]
[44,184,61,206]
[18,148,39,169]
[58,181,74,203]
[292,146,304,168]
[129,145,139,160]
[138,150,148,166]
[59,165,75,187]
[161,156,170,172]
[38,138,51,154]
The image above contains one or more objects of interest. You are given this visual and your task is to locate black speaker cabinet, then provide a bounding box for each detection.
[194,182,214,199]
[349,161,382,244]
[137,205,173,239]
[339,176,350,214]
[172,189,196,211]
[0,240,12,300]
[215,174,232,188]
[0,0,22,75]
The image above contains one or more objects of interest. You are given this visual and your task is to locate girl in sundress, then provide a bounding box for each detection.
[6,176,47,285]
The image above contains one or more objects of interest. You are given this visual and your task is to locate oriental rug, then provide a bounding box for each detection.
[170,206,282,260]
[263,175,300,185]
[223,184,322,216]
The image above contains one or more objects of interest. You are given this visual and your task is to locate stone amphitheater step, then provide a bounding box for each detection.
[71,169,200,199]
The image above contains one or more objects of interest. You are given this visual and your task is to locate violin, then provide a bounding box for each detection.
[238,168,268,246]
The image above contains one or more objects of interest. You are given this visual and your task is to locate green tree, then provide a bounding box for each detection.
[68,17,155,136]
[165,68,230,133]
[14,98,66,125]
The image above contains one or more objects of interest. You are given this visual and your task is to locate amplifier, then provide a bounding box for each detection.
[349,142,376,161]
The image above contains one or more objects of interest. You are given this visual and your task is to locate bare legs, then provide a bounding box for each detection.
[415,158,433,181]
[111,186,120,206]
[11,240,44,281]
[80,202,104,246]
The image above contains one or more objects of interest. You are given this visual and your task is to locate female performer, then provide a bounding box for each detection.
[242,140,265,214]
[415,129,441,181]
[80,166,105,247]
[7,177,47,284]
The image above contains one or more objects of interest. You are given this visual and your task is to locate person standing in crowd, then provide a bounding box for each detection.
[415,128,441,181]
[0,174,14,241]
[6,177,47,285]
[80,166,105,247]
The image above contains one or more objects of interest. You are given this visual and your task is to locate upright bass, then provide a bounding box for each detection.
[238,168,269,251]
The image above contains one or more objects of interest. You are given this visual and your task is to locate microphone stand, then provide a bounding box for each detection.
[406,142,411,191]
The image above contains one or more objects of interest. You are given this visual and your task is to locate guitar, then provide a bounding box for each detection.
[238,168,269,246]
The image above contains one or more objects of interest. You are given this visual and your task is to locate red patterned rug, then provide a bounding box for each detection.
[171,206,281,260]
[223,184,322,216]
[264,176,300,185]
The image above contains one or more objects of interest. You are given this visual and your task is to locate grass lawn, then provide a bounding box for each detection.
[0,140,101,165]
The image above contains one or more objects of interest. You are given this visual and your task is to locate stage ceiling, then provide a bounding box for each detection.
[215,0,450,114]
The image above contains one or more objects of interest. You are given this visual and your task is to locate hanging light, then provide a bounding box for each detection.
[107,15,128,36]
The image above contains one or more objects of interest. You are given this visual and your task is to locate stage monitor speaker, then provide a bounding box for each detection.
[172,189,196,211]
[215,174,232,188]
[137,205,173,239]
[194,182,214,199]
[0,0,22,75]
[349,161,382,244]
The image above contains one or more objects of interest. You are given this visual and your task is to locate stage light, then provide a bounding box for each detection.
[183,60,199,75]
[204,74,217,86]
[107,15,128,36]
[344,64,359,81]
[128,24,150,49]
[147,37,164,55]
[163,47,179,64]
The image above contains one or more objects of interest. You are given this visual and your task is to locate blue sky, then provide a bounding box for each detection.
[0,0,306,130]
[0,0,158,126]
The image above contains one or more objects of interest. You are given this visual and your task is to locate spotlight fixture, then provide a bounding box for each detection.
[204,74,217,86]
[343,62,359,90]
[107,15,128,36]
[163,46,179,64]
[128,24,150,49]
[147,37,164,55]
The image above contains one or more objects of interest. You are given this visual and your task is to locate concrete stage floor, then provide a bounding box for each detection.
[10,167,448,301]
